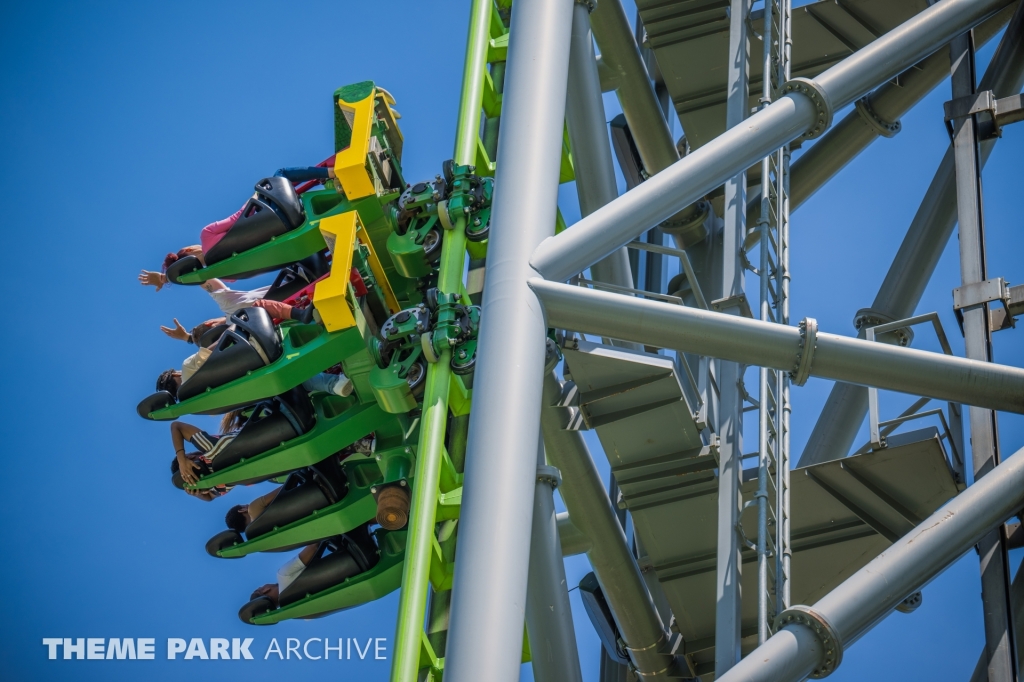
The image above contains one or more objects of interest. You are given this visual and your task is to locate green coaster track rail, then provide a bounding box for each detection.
[390,1,572,678]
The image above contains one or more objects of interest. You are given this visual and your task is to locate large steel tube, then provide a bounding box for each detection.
[566,1,634,291]
[541,365,678,679]
[589,0,676,174]
[525,440,583,682]
[530,0,1012,283]
[748,4,1015,226]
[717,442,1024,682]
[530,279,1024,415]
[443,1,575,680]
[814,0,1013,111]
[589,0,709,247]
[799,2,1024,466]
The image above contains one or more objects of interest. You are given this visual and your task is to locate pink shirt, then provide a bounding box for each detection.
[200,207,244,254]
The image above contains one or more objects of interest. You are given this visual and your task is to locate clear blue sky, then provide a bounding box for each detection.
[0,1,1021,680]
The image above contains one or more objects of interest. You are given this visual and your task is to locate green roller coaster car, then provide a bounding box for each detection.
[189,394,403,488]
[249,529,407,625]
[215,457,384,558]
[143,321,367,420]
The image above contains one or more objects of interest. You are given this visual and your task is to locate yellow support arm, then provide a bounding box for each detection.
[334,89,377,200]
[313,212,359,332]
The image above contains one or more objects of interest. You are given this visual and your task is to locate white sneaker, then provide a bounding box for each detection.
[331,375,354,397]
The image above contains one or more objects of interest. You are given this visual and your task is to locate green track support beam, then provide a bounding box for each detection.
[389,2,493,680]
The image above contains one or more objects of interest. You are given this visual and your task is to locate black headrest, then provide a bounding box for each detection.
[275,386,317,434]
[198,323,230,348]
[253,176,305,229]
[230,307,282,364]
[165,255,204,285]
[206,530,245,558]
[137,391,176,420]
[238,596,275,625]
[264,251,331,302]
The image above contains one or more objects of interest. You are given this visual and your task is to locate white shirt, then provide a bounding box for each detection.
[277,555,307,592]
[209,285,271,316]
[181,347,212,383]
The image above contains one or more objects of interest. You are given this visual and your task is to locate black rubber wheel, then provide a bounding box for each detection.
[406,361,427,398]
[423,229,442,263]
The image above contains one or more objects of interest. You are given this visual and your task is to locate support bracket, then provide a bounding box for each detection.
[710,293,753,319]
[953,277,1011,333]
[944,90,1024,140]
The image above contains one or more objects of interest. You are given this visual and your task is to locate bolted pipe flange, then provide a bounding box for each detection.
[774,605,843,678]
[622,632,681,681]
[853,307,914,346]
[784,78,834,140]
[659,200,711,249]
[854,97,901,138]
[536,464,562,489]
[790,317,818,387]
[544,337,562,374]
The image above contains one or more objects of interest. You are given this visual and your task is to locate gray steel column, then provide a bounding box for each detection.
[530,0,1012,283]
[529,279,1024,415]
[566,0,635,292]
[950,29,1018,682]
[799,2,1024,467]
[716,0,750,674]
[971,557,1024,682]
[526,439,584,682]
[541,364,680,679]
[590,0,709,248]
[443,1,575,680]
[715,442,1024,682]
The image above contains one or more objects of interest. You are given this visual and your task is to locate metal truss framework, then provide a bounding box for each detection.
[426,0,1024,681]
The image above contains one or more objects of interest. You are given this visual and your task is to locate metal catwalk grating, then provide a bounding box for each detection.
[563,341,961,674]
